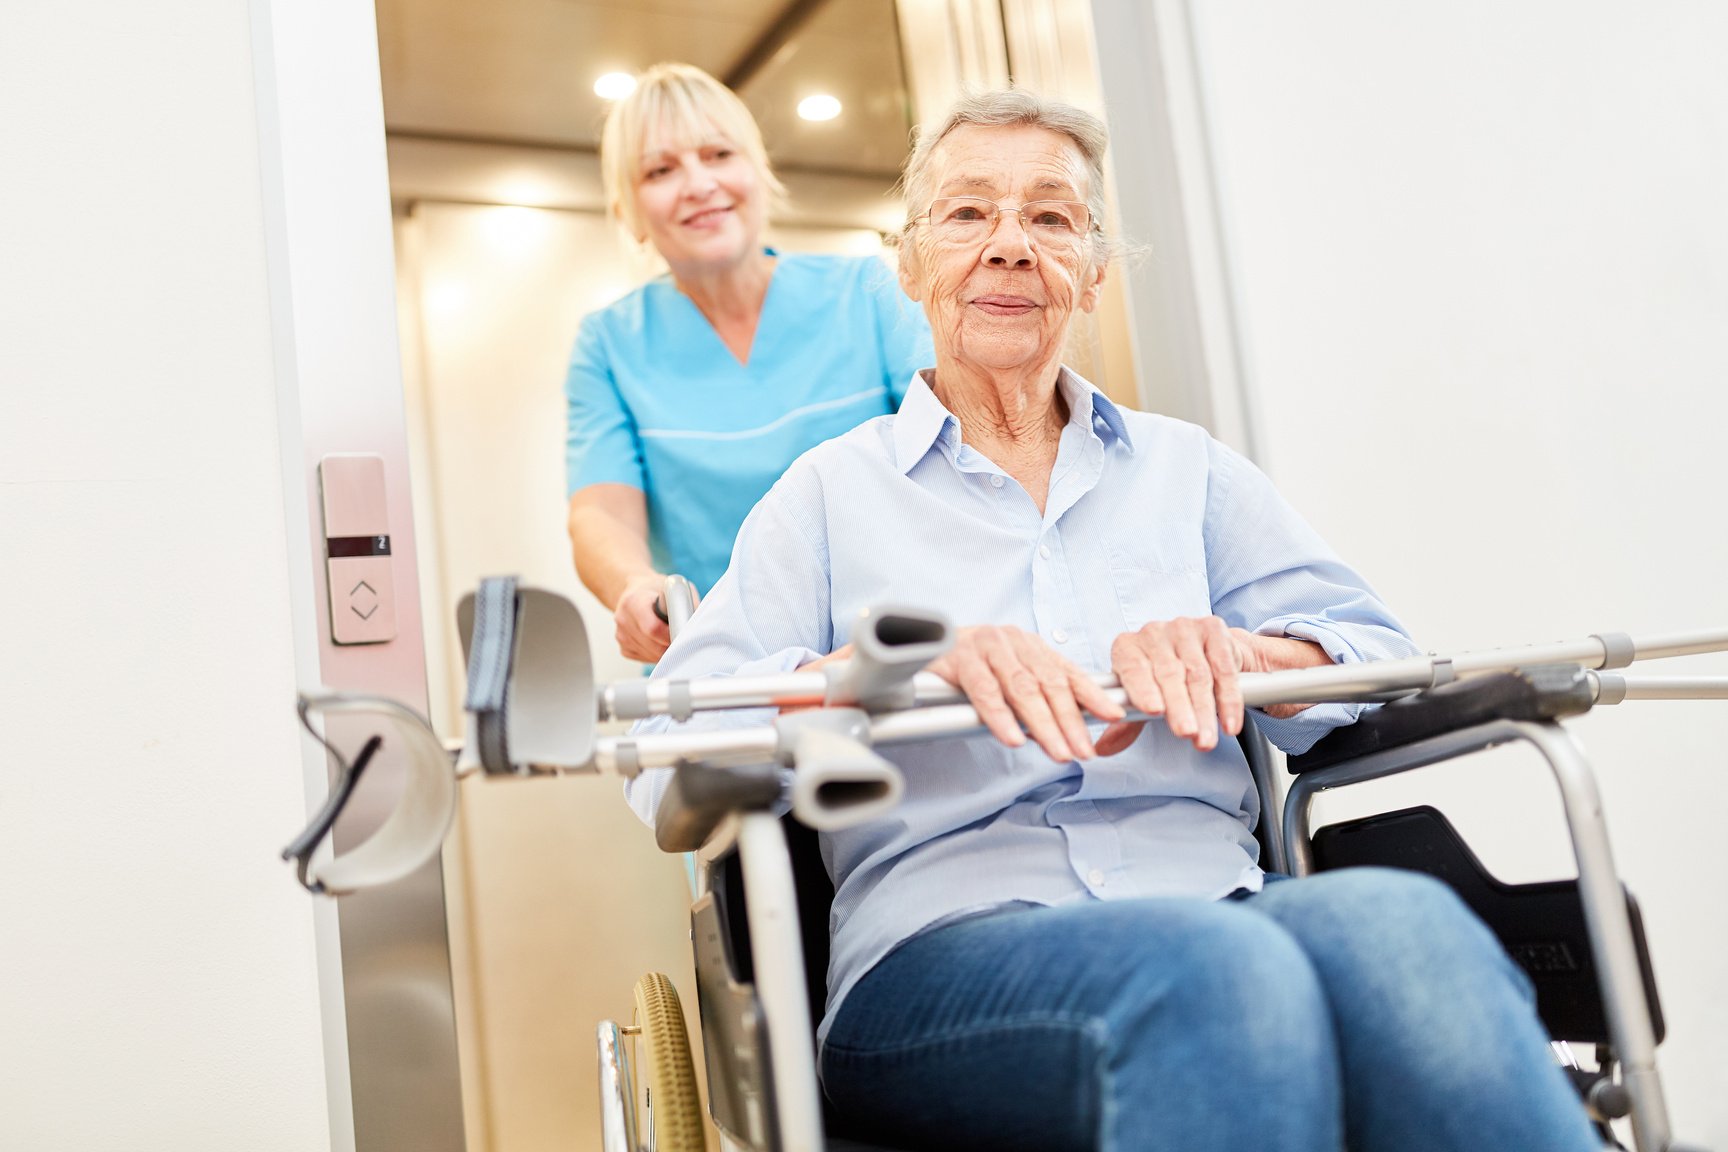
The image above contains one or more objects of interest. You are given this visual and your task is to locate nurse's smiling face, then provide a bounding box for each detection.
[898,123,1105,377]
[632,122,765,273]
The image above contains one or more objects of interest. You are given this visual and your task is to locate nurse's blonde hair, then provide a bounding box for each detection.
[599,62,787,244]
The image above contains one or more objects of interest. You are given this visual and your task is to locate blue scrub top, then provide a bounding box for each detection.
[564,251,935,594]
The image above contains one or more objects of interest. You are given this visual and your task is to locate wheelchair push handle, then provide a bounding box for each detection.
[652,574,697,641]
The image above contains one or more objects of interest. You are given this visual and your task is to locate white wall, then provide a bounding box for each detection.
[0,2,335,1150]
[1185,1,1728,1142]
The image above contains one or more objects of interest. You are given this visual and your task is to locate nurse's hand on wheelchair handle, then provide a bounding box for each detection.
[926,625,1125,763]
[615,572,675,662]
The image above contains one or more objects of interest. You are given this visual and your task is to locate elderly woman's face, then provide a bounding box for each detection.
[900,124,1104,376]
[632,120,764,270]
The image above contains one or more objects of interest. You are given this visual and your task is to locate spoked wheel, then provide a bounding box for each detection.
[631,972,706,1152]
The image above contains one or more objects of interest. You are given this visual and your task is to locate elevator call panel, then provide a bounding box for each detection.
[319,454,397,645]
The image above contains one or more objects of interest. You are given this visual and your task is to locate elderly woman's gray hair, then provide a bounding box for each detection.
[899,90,1111,249]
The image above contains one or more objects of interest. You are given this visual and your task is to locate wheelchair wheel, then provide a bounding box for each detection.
[632,972,705,1152]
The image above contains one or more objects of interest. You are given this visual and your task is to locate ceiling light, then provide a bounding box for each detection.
[797,94,842,122]
[594,72,637,101]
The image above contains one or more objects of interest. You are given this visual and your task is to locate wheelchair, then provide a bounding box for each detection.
[282,578,1724,1152]
[591,612,1710,1152]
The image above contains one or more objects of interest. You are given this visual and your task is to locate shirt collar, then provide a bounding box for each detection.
[1056,366,1134,452]
[893,367,1134,474]
[891,370,956,473]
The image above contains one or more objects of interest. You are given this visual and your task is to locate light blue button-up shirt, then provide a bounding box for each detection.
[629,367,1417,1042]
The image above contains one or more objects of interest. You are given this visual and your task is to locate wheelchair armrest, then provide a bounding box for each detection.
[1289,664,1595,774]
[654,761,783,853]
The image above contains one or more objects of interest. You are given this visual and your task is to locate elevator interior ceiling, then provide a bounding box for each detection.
[375,0,912,180]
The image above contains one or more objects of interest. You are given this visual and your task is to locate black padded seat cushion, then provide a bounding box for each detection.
[1289,665,1595,774]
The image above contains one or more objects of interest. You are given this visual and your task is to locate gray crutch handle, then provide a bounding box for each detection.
[822,605,954,711]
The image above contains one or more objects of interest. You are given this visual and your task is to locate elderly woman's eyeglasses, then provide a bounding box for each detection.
[914,196,1094,243]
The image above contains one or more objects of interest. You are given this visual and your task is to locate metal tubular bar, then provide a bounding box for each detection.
[1281,723,1535,879]
[598,661,1728,775]
[1510,722,1672,1152]
[1599,675,1728,702]
[594,1021,635,1152]
[606,626,1728,722]
[1618,628,1728,661]
[736,812,826,1151]
[1281,720,1674,1152]
[601,674,827,721]
[594,659,1522,773]
[596,729,780,776]
[1242,726,1287,875]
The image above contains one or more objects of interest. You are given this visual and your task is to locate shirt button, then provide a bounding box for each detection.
[989,475,1005,488]
[1088,869,1106,887]
[1038,544,1052,559]
[1052,629,1069,644]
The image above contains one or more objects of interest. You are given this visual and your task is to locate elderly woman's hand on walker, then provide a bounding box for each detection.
[1098,617,1330,756]
[925,625,1123,762]
[920,617,1328,762]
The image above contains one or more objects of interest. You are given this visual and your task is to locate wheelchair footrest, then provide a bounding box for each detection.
[1310,804,1664,1045]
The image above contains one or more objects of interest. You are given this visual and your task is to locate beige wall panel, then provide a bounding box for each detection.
[398,197,885,1151]
[1000,0,1140,409]
[895,0,1011,126]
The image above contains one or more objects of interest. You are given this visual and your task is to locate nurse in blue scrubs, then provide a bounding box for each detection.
[565,62,934,662]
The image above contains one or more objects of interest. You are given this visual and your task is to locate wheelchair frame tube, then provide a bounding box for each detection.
[594,1020,636,1152]
[736,812,826,1152]
[1282,720,1674,1152]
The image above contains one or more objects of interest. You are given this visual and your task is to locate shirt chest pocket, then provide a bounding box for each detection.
[1107,543,1212,633]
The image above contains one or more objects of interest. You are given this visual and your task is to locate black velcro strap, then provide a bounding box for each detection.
[463,575,520,774]
[1290,664,1595,774]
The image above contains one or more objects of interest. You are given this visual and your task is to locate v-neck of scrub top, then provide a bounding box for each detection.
[670,249,782,371]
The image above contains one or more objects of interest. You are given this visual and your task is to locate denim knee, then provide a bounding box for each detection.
[1303,866,1528,985]
[1253,867,1542,1052]
[1105,903,1337,1079]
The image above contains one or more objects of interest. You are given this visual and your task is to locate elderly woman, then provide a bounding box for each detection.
[566,62,932,663]
[633,92,1599,1151]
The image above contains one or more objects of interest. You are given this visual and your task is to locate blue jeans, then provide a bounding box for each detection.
[821,868,1601,1151]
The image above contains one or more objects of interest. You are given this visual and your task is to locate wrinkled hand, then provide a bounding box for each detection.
[1099,617,1321,756]
[927,625,1124,762]
[614,573,678,663]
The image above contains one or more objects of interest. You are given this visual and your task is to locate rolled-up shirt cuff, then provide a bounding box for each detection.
[1248,617,1418,755]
